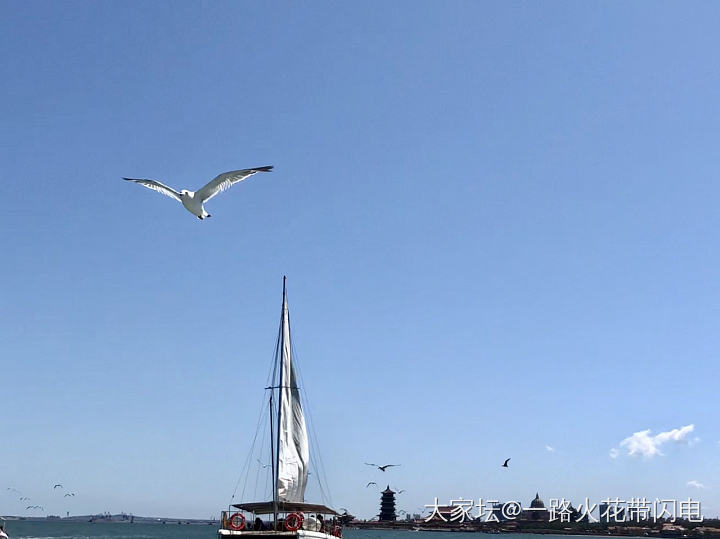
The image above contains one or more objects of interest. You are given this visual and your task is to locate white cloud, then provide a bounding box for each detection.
[687,480,705,489]
[545,445,555,453]
[611,424,695,458]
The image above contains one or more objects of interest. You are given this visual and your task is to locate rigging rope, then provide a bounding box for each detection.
[228,327,281,507]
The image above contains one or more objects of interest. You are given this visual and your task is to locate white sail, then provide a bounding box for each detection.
[276,288,309,502]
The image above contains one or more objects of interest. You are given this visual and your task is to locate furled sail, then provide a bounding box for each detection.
[276,287,309,502]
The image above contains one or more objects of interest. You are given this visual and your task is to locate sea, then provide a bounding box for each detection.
[0,523,615,539]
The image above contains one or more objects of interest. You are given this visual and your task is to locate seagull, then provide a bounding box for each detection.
[53,484,63,489]
[366,482,377,487]
[256,459,270,469]
[64,493,76,497]
[365,463,400,472]
[123,166,273,220]
[502,458,511,468]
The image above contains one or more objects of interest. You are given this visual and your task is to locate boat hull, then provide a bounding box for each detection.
[219,530,338,539]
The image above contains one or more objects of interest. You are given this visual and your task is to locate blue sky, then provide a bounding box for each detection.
[1,0,719,521]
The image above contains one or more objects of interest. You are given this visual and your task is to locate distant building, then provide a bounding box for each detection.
[379,486,397,521]
[563,504,581,523]
[425,506,454,522]
[521,493,550,521]
[599,503,626,523]
[489,503,508,522]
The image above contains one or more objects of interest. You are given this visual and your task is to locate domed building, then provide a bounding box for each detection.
[521,493,550,521]
[530,493,545,509]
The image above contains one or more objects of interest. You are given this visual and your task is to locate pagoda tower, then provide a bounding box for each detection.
[379,485,397,521]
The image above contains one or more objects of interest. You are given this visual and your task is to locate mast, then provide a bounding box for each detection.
[269,389,276,526]
[273,276,287,526]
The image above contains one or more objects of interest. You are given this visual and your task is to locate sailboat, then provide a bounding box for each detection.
[219,277,341,539]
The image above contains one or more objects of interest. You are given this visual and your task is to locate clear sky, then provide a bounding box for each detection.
[1,0,719,522]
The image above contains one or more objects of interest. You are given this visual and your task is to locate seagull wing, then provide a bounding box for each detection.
[124,178,182,203]
[364,462,377,467]
[195,166,273,203]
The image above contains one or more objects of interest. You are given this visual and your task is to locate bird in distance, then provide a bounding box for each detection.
[365,463,400,472]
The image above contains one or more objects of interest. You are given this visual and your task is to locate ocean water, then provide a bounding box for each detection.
[0,523,629,539]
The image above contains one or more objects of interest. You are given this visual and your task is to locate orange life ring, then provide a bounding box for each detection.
[228,513,246,531]
[284,512,304,531]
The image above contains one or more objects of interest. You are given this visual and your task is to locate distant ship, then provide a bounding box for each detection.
[218,278,341,539]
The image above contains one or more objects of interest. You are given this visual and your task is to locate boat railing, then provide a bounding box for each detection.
[220,510,341,536]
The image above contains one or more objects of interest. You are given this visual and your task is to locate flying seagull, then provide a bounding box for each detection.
[502,458,511,468]
[366,482,377,487]
[365,463,400,472]
[53,484,63,489]
[64,493,76,497]
[123,166,273,220]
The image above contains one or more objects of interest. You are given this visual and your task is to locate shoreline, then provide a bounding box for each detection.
[349,521,720,537]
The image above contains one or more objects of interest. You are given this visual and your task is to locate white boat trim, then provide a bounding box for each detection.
[219,530,337,539]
